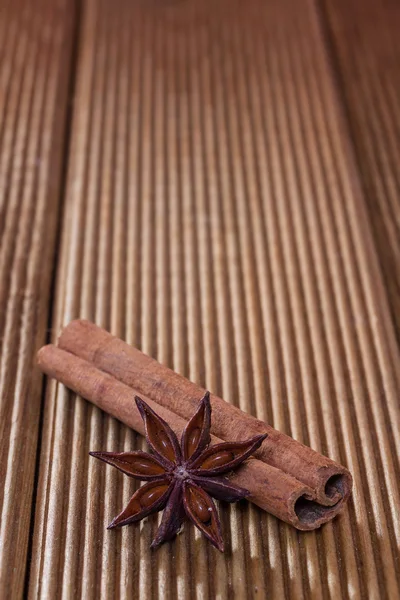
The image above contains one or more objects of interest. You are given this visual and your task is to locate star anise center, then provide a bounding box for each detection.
[174,466,190,480]
[90,392,267,552]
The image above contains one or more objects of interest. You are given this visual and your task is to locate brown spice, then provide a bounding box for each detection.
[90,393,267,551]
[37,336,352,530]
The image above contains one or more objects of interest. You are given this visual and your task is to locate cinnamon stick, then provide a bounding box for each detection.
[57,320,352,508]
[37,344,349,530]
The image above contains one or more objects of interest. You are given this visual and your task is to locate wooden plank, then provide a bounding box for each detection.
[0,0,76,596]
[321,0,400,339]
[29,0,400,597]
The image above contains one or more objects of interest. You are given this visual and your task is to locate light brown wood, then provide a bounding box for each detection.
[29,1,400,597]
[1,0,400,597]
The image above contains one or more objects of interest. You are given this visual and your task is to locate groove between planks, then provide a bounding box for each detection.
[26,0,400,598]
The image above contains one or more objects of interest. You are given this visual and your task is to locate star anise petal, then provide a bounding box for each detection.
[89,450,167,480]
[183,480,224,551]
[191,434,267,476]
[135,396,182,466]
[108,478,172,529]
[151,481,185,549]
[190,475,250,503]
[181,391,211,462]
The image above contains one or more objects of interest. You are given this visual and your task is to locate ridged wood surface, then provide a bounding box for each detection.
[322,0,400,340]
[0,0,74,596]
[1,0,400,598]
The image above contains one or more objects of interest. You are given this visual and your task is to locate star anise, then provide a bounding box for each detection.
[90,393,267,551]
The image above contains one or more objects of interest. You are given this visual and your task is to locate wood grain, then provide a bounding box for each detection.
[0,0,76,596]
[1,0,399,597]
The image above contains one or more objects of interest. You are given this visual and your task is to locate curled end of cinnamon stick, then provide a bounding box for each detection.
[315,465,353,505]
[233,459,352,531]
[290,477,352,530]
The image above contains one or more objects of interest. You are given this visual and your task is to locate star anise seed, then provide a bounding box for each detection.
[90,392,267,551]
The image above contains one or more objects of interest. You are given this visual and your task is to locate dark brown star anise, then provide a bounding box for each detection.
[90,393,267,551]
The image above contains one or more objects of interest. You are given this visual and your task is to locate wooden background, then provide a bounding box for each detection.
[1,0,400,598]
